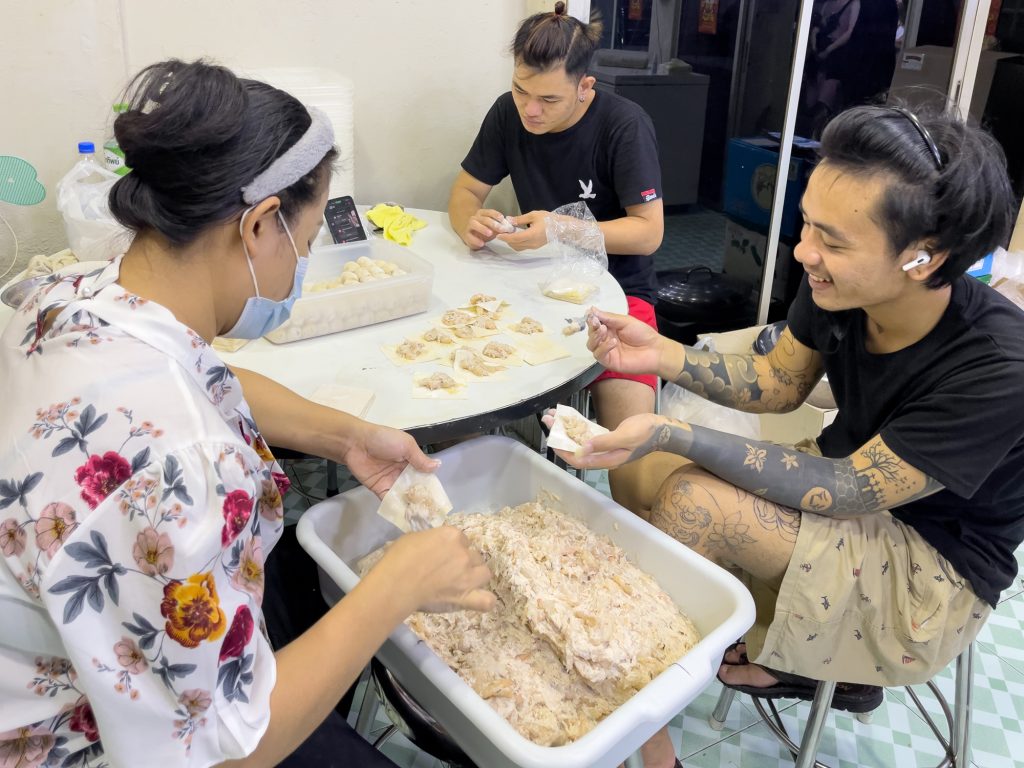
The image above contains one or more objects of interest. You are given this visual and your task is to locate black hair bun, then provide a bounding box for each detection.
[114,59,248,177]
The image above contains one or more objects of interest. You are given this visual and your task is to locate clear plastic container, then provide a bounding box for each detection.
[263,238,433,344]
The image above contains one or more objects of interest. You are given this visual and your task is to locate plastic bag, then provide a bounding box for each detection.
[660,338,761,440]
[989,247,1024,313]
[540,202,609,304]
[55,160,132,262]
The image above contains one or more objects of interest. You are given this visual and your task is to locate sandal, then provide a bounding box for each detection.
[720,640,748,666]
[717,666,883,714]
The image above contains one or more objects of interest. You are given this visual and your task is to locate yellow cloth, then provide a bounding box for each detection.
[366,204,426,246]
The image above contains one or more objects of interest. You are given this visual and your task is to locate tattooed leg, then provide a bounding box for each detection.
[650,465,799,585]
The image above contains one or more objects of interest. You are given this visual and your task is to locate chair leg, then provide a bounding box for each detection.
[952,643,974,766]
[708,685,736,731]
[354,673,381,739]
[325,459,339,497]
[793,681,836,768]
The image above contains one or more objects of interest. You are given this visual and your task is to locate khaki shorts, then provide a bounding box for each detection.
[745,440,991,687]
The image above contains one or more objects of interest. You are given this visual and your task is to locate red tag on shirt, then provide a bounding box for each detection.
[642,188,658,202]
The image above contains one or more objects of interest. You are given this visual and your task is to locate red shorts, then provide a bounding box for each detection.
[592,296,659,391]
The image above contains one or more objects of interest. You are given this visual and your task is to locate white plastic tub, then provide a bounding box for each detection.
[296,436,755,768]
[264,238,433,343]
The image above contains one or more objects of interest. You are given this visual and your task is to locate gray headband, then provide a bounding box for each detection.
[241,106,335,205]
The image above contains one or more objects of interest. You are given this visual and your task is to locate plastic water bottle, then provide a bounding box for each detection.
[102,103,131,176]
[76,141,106,184]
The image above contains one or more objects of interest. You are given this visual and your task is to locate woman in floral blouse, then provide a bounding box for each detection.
[0,59,494,768]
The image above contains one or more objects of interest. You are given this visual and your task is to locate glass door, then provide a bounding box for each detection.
[755,0,991,322]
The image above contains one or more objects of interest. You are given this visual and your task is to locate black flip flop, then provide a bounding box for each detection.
[721,640,748,666]
[717,666,883,714]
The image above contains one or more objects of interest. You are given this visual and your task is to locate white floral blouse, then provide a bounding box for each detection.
[0,257,287,767]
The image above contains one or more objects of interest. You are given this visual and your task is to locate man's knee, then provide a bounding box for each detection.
[609,453,690,521]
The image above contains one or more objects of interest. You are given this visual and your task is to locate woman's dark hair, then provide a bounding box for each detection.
[108,59,338,247]
[818,103,1016,288]
[510,1,603,80]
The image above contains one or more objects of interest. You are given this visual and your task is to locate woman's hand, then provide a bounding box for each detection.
[542,412,687,470]
[341,422,438,498]
[586,308,665,375]
[377,526,496,613]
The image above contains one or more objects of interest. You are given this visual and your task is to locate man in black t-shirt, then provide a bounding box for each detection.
[550,105,1023,710]
[448,5,666,525]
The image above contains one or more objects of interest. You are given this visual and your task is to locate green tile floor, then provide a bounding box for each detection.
[283,458,1024,768]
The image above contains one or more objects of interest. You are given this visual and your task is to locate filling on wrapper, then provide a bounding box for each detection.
[376,466,453,532]
[507,316,544,335]
[358,502,700,746]
[546,403,609,453]
[412,371,466,398]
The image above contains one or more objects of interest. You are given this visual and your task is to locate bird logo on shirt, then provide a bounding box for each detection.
[578,179,596,199]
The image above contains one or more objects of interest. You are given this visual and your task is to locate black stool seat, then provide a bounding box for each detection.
[370,658,478,767]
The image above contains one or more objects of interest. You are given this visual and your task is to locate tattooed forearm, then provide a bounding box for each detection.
[638,421,943,517]
[673,331,823,415]
[673,348,764,411]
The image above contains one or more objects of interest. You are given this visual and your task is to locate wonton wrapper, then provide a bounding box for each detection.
[517,337,571,366]
[382,340,442,366]
[474,339,524,367]
[309,384,376,418]
[412,371,468,399]
[377,466,453,532]
[546,404,609,453]
[452,348,508,382]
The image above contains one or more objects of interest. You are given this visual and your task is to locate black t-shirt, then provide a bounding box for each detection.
[462,91,662,304]
[787,274,1024,607]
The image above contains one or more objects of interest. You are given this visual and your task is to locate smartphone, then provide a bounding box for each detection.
[324,196,368,245]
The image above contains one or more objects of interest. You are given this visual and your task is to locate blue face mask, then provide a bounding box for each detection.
[224,208,308,339]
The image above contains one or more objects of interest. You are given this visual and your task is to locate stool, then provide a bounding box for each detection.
[361,658,478,767]
[708,644,975,768]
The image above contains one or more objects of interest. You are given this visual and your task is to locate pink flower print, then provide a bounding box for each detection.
[178,689,212,718]
[33,503,77,558]
[259,478,284,522]
[231,536,265,603]
[114,637,148,675]
[132,527,174,576]
[218,605,255,663]
[272,471,291,497]
[0,725,56,768]
[67,698,100,742]
[0,518,26,557]
[221,490,253,546]
[75,451,132,509]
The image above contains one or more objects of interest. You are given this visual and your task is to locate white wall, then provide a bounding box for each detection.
[1,0,526,275]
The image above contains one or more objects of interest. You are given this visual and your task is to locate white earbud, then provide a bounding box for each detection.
[902,251,932,272]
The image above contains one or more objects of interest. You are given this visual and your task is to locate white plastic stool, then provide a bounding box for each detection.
[708,644,975,768]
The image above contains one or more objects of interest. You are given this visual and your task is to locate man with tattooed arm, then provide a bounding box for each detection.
[551,105,1024,743]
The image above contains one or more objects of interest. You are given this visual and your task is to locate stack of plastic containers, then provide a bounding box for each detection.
[245,67,355,201]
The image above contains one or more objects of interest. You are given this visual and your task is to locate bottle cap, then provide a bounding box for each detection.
[78,141,96,154]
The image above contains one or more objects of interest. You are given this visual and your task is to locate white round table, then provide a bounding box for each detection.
[222,208,626,442]
[0,209,627,442]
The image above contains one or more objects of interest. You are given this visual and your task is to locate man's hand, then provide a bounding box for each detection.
[342,422,439,498]
[497,210,550,251]
[542,411,680,470]
[460,208,508,250]
[587,307,666,375]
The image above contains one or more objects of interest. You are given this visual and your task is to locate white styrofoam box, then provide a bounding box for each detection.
[263,239,432,344]
[296,436,755,768]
